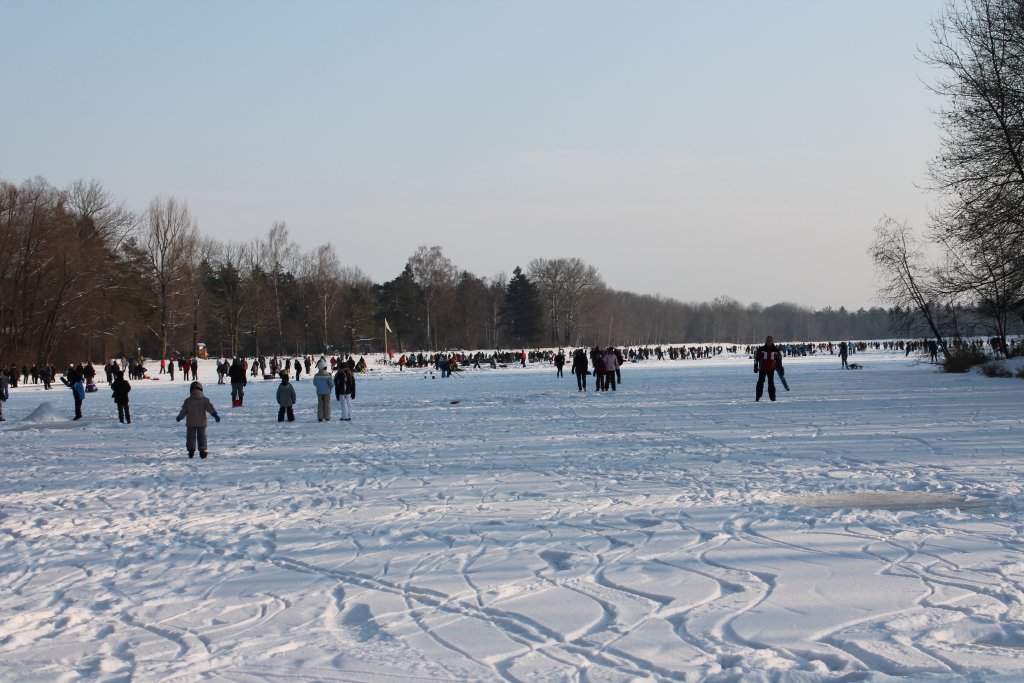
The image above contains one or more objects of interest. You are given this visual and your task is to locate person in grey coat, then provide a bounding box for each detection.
[176,381,220,458]
[276,372,297,422]
[312,366,334,422]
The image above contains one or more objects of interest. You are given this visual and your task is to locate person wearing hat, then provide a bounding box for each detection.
[277,372,297,422]
[176,381,220,458]
[312,364,334,422]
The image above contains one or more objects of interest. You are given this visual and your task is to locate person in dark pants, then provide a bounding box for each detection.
[571,348,589,392]
[554,350,565,378]
[276,372,296,422]
[111,370,132,424]
[60,369,86,419]
[228,357,247,405]
[754,335,783,402]
[176,381,220,458]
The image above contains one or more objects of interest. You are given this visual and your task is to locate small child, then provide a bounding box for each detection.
[176,381,220,459]
[276,372,296,422]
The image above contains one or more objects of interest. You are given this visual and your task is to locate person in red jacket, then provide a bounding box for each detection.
[754,335,783,402]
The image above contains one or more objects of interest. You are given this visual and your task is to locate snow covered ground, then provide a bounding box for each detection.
[2,349,1024,682]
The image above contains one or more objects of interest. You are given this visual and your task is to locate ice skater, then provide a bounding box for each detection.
[754,335,783,402]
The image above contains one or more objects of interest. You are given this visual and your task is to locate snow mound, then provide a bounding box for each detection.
[22,402,67,424]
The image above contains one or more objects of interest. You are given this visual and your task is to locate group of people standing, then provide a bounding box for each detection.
[158,356,200,382]
[282,357,357,423]
[565,346,623,392]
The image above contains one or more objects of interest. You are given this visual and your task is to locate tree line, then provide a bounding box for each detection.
[1,174,902,367]
[871,0,1024,358]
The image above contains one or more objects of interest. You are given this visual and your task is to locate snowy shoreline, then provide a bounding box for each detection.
[2,350,1024,681]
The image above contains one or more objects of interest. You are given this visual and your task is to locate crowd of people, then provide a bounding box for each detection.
[1,336,1014,456]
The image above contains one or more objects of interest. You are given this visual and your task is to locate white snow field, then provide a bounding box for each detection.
[2,349,1024,682]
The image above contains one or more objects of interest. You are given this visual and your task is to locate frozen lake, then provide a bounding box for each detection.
[2,350,1024,681]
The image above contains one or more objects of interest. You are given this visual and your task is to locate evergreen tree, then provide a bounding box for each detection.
[376,263,423,351]
[502,267,543,347]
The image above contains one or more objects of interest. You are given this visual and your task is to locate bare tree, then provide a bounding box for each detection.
[923,0,1024,325]
[65,179,135,248]
[870,217,951,354]
[184,236,219,359]
[140,196,199,360]
[211,241,250,357]
[264,222,299,354]
[241,238,270,357]
[528,257,605,346]
[336,265,376,353]
[484,274,506,349]
[305,243,343,352]
[938,227,1024,342]
[408,245,457,348]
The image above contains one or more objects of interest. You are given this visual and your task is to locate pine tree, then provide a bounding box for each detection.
[502,267,543,347]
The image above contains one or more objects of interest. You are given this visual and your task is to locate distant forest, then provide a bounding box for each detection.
[0,174,1005,366]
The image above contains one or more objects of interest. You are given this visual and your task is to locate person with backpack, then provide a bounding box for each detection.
[754,335,784,402]
[276,372,296,422]
[111,370,132,424]
[176,381,220,459]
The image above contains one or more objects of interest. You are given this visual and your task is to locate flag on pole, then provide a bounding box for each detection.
[384,318,393,333]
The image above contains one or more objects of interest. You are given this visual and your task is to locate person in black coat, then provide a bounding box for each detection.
[228,357,247,404]
[571,348,589,392]
[753,335,784,402]
[111,371,132,424]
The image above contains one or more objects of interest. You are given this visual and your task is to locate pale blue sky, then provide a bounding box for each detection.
[3,1,944,309]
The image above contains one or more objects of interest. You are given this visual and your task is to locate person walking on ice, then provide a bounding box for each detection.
[176,381,220,459]
[228,357,247,406]
[754,335,784,402]
[571,348,589,392]
[111,370,132,424]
